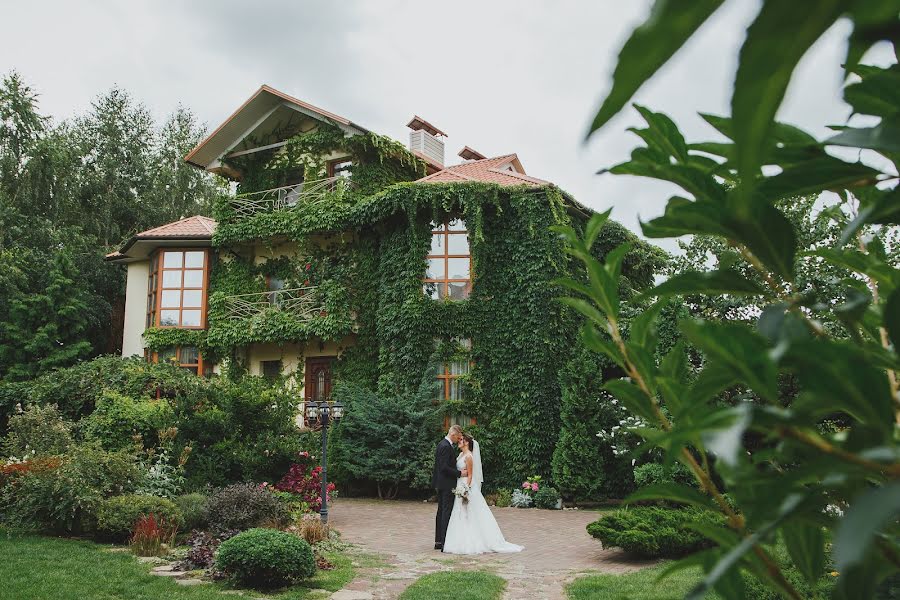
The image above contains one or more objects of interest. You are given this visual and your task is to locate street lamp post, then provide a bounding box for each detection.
[304,399,344,524]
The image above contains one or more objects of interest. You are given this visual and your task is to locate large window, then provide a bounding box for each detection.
[425,219,471,300]
[147,249,209,329]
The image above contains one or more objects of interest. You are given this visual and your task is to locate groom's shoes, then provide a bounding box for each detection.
[434,543,442,550]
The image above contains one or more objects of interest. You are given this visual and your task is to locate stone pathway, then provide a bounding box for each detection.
[328,498,654,600]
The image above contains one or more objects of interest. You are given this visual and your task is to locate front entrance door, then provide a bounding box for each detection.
[304,357,334,403]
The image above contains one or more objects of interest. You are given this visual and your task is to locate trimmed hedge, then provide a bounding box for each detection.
[96,494,183,541]
[533,486,560,509]
[206,483,288,532]
[586,506,722,558]
[215,528,316,588]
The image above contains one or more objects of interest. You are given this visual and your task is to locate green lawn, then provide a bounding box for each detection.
[566,564,721,600]
[399,571,506,600]
[0,529,356,600]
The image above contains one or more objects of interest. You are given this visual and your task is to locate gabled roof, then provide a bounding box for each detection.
[184,85,368,175]
[135,215,217,238]
[416,154,550,187]
[105,216,217,263]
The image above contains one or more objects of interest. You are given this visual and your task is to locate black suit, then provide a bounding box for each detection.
[432,437,461,547]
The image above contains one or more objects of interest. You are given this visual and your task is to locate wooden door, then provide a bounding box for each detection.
[304,357,334,403]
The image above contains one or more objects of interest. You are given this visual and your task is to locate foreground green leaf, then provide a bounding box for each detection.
[731,0,846,190]
[588,0,725,134]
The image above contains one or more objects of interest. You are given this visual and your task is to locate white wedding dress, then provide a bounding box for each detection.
[442,441,524,555]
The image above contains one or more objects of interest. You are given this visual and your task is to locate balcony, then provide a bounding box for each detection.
[220,287,324,321]
[229,176,351,218]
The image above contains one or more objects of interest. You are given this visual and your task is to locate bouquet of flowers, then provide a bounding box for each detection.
[452,484,470,504]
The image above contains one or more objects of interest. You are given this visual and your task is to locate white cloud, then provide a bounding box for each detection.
[2,0,893,252]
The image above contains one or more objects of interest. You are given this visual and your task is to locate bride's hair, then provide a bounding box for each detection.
[462,434,474,451]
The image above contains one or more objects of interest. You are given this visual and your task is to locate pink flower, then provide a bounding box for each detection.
[522,482,530,489]
[531,483,539,491]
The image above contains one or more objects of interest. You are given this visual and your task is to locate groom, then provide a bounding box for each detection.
[433,424,467,551]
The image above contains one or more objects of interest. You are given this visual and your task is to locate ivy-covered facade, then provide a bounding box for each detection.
[108,85,666,485]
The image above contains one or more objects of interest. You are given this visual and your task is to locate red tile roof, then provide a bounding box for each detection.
[416,154,550,187]
[136,215,217,238]
[105,216,217,262]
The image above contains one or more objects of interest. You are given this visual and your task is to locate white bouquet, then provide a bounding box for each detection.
[452,483,470,504]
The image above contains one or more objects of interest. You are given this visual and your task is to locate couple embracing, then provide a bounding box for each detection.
[432,424,523,554]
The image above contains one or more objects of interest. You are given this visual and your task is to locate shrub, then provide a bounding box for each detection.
[136,450,185,499]
[494,489,512,508]
[273,451,335,513]
[180,531,218,570]
[175,492,208,531]
[328,379,442,494]
[97,494,183,541]
[215,528,316,588]
[2,404,73,457]
[551,349,638,501]
[206,483,288,532]
[80,390,175,451]
[586,506,722,558]
[633,462,696,489]
[0,443,140,533]
[533,486,560,509]
[129,513,178,557]
[293,515,329,546]
[510,490,533,508]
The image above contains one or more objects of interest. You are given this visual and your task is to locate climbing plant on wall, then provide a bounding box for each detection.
[187,123,667,490]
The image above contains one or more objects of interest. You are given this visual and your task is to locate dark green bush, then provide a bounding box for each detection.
[206,483,288,532]
[175,492,209,531]
[632,461,696,489]
[215,528,316,588]
[2,404,73,457]
[0,444,141,534]
[533,486,560,509]
[0,356,199,426]
[551,349,636,501]
[586,506,722,558]
[80,390,175,451]
[96,494,183,541]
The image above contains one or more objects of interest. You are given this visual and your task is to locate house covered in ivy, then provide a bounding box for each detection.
[106,85,666,483]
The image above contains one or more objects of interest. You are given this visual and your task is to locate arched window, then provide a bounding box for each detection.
[424,219,471,300]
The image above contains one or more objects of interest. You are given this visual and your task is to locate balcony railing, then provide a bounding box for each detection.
[229,176,351,218]
[220,287,324,321]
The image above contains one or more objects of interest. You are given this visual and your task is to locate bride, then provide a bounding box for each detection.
[443,434,524,554]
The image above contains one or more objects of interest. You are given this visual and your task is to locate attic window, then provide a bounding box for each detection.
[327,158,353,179]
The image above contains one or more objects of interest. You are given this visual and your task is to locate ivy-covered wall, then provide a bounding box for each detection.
[146,125,667,489]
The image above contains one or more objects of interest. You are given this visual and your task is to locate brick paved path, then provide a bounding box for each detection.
[328,498,654,600]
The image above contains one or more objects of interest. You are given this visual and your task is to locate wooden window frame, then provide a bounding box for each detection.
[326,157,353,179]
[147,248,210,329]
[425,220,472,300]
[436,340,475,428]
[148,346,207,376]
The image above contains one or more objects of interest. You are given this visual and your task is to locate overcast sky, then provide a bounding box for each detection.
[2,1,894,251]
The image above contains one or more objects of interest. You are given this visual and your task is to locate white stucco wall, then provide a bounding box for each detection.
[121,260,150,358]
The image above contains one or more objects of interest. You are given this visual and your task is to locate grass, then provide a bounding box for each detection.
[0,530,237,600]
[566,564,722,600]
[399,571,506,600]
[0,529,359,600]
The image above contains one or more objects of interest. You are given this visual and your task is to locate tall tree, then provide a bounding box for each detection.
[71,87,155,246]
[149,105,223,221]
